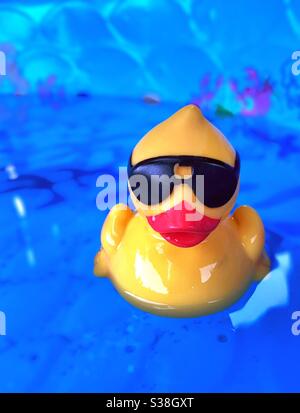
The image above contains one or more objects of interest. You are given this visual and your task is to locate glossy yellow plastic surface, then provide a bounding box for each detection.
[94,105,270,317]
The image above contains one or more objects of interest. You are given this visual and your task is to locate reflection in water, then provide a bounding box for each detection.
[5,164,18,180]
[13,195,26,218]
[26,247,36,267]
[230,252,290,328]
[12,194,37,267]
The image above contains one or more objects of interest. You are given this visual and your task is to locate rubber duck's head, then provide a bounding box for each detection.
[128,104,240,248]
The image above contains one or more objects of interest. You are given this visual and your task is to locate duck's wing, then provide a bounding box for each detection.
[231,205,265,264]
[100,204,134,255]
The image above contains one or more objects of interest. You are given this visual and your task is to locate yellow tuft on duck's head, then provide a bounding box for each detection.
[131,104,236,167]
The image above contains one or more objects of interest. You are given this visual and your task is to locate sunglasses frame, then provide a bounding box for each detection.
[127,152,240,208]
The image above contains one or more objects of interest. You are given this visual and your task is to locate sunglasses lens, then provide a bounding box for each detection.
[129,175,152,205]
[128,164,175,206]
[192,164,238,207]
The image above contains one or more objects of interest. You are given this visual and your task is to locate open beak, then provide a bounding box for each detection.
[146,201,220,248]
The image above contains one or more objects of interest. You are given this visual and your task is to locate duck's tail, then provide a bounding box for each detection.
[253,250,270,281]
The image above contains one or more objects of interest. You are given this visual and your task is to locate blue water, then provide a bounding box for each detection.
[0,95,299,392]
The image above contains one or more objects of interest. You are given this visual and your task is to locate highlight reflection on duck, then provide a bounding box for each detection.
[94,104,270,317]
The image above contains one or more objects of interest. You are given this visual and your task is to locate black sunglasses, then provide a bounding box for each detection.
[127,152,240,208]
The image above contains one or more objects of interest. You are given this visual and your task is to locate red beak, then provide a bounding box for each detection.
[146,201,220,248]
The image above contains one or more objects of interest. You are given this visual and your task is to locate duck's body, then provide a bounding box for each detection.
[95,204,268,317]
[94,104,269,317]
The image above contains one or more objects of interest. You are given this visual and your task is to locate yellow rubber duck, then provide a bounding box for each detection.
[94,104,270,317]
